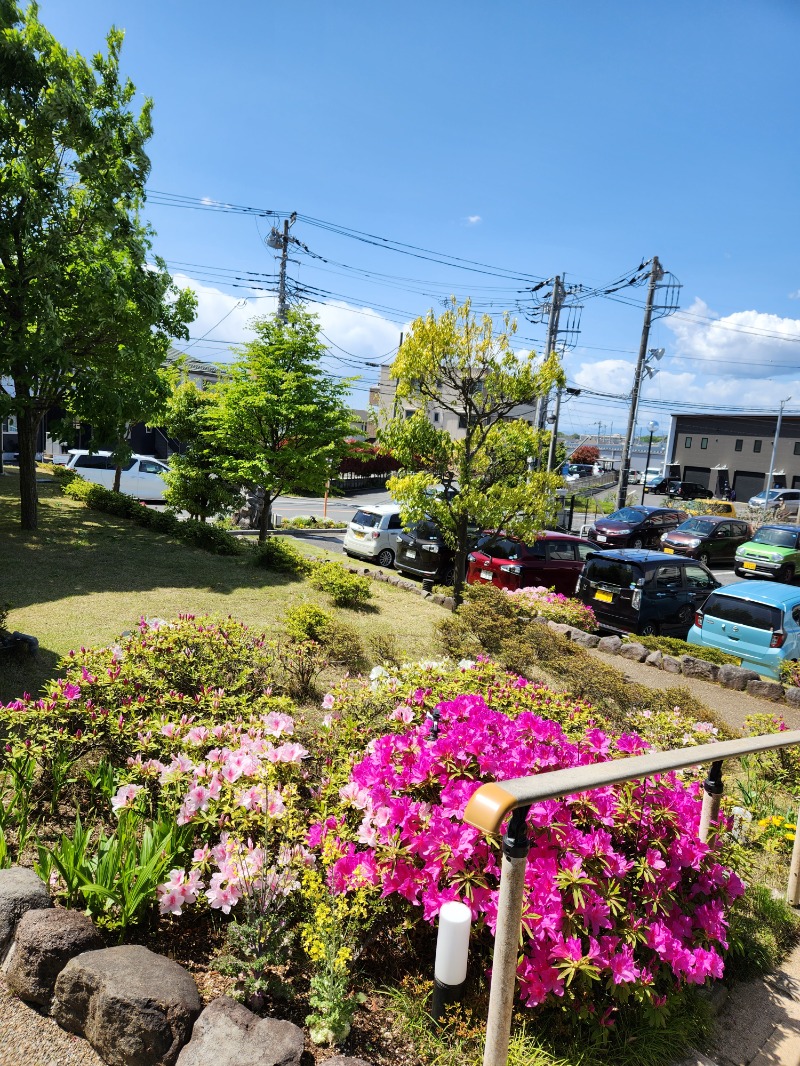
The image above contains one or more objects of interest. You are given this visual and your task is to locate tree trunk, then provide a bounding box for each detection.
[453,511,469,607]
[17,407,41,531]
[113,466,122,492]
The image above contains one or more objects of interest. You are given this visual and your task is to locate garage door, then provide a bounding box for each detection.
[683,466,711,488]
[733,471,764,500]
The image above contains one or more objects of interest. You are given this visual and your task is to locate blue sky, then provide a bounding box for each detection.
[37,0,800,435]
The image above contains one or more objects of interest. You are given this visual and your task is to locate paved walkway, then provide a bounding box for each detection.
[588,647,800,733]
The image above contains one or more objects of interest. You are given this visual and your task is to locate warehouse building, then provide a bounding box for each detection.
[665,413,800,500]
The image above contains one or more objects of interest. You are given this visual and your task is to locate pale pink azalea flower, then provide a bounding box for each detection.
[321,714,334,728]
[263,711,294,737]
[391,706,414,724]
[186,726,210,745]
[272,741,308,764]
[193,845,211,864]
[321,693,335,710]
[160,722,177,738]
[110,783,142,816]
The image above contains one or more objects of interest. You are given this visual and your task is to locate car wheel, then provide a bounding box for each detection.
[677,605,693,626]
[639,621,659,636]
[377,548,395,568]
[441,563,455,586]
[632,537,645,549]
[776,564,795,584]
[698,552,711,568]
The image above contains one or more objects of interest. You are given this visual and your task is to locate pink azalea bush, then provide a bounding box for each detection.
[312,686,743,1032]
[504,585,598,631]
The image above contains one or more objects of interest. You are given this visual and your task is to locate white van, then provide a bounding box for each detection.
[342,504,404,567]
[65,450,170,502]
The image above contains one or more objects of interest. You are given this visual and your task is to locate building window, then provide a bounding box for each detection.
[458,415,468,429]
[735,439,743,452]
[684,436,692,448]
[404,409,415,420]
[433,411,440,423]
[794,442,800,456]
[753,440,762,453]
[700,437,708,450]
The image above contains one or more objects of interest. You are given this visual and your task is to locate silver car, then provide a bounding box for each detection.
[748,488,800,515]
[342,504,403,567]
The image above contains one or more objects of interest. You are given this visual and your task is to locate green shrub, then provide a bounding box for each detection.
[437,584,521,658]
[61,480,240,556]
[743,713,800,791]
[252,537,312,575]
[309,561,372,609]
[283,604,367,674]
[282,517,345,530]
[629,634,740,666]
[725,882,800,981]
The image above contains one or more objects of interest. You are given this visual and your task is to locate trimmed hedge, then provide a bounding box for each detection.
[61,477,240,556]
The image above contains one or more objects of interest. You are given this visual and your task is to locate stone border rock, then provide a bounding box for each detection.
[343,563,456,611]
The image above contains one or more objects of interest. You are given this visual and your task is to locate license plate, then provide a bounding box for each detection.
[597,534,607,543]
[663,546,674,554]
[594,589,613,602]
[406,549,416,559]
[480,570,493,581]
[354,531,365,538]
[743,560,757,570]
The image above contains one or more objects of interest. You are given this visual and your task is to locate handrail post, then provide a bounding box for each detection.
[699,760,724,842]
[482,805,530,1066]
[787,804,800,907]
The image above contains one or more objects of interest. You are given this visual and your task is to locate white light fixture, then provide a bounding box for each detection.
[432,900,472,1021]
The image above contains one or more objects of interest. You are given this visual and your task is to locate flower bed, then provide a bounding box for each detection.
[0,614,794,1065]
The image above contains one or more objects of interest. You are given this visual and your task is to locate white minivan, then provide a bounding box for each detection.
[65,450,170,502]
[342,504,404,567]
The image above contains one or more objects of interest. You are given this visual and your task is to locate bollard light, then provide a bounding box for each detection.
[432,900,472,1021]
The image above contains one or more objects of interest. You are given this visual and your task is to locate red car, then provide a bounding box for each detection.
[466,531,594,595]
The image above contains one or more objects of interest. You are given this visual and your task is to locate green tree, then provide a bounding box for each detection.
[0,2,195,529]
[161,378,240,521]
[377,299,564,603]
[211,309,353,542]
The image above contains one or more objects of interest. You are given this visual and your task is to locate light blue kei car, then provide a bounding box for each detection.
[687,580,800,680]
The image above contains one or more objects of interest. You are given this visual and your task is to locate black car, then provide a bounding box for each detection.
[395,519,460,584]
[576,550,720,638]
[588,506,688,550]
[649,479,713,500]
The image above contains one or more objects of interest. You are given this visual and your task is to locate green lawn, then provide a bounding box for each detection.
[0,470,443,702]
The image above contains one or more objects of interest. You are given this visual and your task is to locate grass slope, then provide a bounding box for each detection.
[0,470,442,702]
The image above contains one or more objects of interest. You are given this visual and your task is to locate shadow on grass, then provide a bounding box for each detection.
[0,644,63,704]
[0,490,309,614]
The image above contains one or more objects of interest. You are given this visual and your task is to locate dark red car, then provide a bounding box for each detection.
[588,506,688,550]
[466,531,594,595]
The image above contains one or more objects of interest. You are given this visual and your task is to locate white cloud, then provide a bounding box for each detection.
[789,289,800,300]
[466,215,481,225]
[171,274,401,381]
[665,297,800,380]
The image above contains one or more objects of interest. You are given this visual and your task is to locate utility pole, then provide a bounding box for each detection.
[764,397,790,511]
[267,212,297,322]
[536,275,564,430]
[547,386,581,472]
[616,257,662,509]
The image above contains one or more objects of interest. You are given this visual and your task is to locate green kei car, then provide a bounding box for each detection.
[735,523,800,583]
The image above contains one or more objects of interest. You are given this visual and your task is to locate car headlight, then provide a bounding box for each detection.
[615,528,631,534]
[771,552,784,562]
[423,544,439,553]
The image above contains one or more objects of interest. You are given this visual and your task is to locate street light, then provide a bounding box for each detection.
[640,420,660,504]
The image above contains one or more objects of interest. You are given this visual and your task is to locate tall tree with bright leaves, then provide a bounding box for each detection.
[0,2,195,528]
[210,309,353,542]
[378,299,564,603]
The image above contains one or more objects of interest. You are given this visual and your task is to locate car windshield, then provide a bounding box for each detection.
[703,593,782,632]
[751,527,799,548]
[583,558,643,588]
[753,491,782,501]
[351,510,380,528]
[678,518,716,535]
[607,508,645,523]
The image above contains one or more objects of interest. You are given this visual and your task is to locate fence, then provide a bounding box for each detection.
[463,728,800,1066]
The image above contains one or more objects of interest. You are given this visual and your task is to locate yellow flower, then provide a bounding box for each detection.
[786,832,796,842]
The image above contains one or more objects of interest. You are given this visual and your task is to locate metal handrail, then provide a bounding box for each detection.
[463,728,800,1066]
